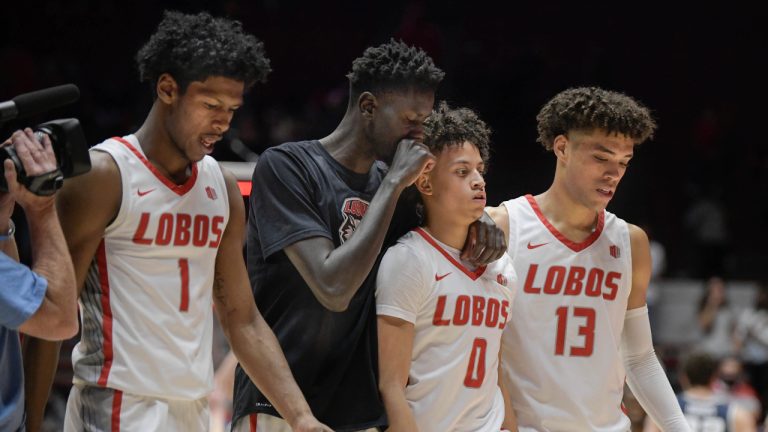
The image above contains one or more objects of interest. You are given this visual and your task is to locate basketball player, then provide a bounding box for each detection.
[232,41,506,431]
[26,11,329,432]
[648,352,755,432]
[376,102,517,431]
[487,87,690,431]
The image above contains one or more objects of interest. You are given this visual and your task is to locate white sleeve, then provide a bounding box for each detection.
[622,306,691,432]
[375,243,431,324]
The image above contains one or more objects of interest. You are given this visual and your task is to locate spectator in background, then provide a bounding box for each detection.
[648,352,756,432]
[713,356,762,422]
[734,285,768,420]
[697,276,736,360]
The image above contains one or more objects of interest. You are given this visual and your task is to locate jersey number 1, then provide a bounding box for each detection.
[555,306,595,356]
[178,258,190,312]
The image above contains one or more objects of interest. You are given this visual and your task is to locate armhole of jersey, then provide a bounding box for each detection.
[502,199,518,262]
[209,158,230,222]
[93,145,128,234]
[621,218,633,294]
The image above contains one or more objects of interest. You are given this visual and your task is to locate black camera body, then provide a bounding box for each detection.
[0,118,91,195]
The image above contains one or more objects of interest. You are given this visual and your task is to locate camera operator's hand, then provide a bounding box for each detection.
[3,128,57,215]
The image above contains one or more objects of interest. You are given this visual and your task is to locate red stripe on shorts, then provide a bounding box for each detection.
[96,240,115,386]
[111,389,123,431]
[249,413,258,432]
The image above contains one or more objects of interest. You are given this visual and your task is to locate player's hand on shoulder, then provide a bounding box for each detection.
[461,210,506,266]
[387,138,435,190]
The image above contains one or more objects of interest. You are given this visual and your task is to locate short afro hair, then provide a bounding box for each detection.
[346,39,444,98]
[136,11,271,94]
[424,101,491,170]
[536,87,656,150]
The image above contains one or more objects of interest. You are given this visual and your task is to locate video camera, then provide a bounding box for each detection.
[0,84,90,195]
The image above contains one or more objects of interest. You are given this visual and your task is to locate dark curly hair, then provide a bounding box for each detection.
[424,101,491,169]
[346,39,444,98]
[536,87,656,150]
[136,11,271,95]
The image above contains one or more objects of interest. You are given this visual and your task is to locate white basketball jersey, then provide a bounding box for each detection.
[376,228,517,432]
[500,195,632,432]
[72,135,229,400]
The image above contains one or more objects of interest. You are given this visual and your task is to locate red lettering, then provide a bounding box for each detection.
[472,296,486,326]
[543,266,566,295]
[498,300,510,329]
[603,272,621,300]
[174,213,192,246]
[208,216,224,248]
[585,268,604,297]
[132,213,153,245]
[192,215,209,247]
[523,264,541,294]
[453,295,470,325]
[485,298,500,328]
[564,266,585,296]
[155,213,174,245]
[433,296,451,326]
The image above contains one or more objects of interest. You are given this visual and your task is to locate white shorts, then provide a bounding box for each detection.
[64,384,208,431]
[231,413,380,432]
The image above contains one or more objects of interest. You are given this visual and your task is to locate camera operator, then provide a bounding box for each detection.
[0,128,77,432]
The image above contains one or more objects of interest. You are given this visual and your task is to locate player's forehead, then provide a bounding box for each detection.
[435,141,484,165]
[377,88,434,117]
[186,76,245,105]
[569,128,635,156]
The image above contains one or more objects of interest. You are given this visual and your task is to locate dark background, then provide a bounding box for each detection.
[2,0,766,280]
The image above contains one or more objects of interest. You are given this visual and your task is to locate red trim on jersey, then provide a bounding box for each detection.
[414,227,486,280]
[249,413,258,431]
[525,194,604,252]
[238,181,252,197]
[96,240,115,387]
[112,136,198,196]
[111,389,123,431]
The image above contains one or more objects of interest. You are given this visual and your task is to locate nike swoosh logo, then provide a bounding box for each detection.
[435,272,452,281]
[137,188,156,197]
[527,242,548,249]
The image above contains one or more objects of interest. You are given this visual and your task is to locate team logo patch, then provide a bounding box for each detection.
[497,273,508,286]
[609,244,620,259]
[205,186,217,200]
[338,197,369,243]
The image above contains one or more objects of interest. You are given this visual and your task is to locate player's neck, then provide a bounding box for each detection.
[320,113,376,174]
[423,214,469,251]
[536,184,600,236]
[134,106,193,184]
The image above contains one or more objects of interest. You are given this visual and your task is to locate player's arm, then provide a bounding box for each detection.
[622,224,691,432]
[24,149,122,432]
[213,169,331,432]
[283,139,433,312]
[377,314,419,432]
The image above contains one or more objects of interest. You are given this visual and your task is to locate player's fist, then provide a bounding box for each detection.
[461,211,507,266]
[387,138,435,190]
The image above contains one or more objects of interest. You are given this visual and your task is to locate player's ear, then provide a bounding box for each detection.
[358,92,376,119]
[415,173,433,195]
[156,73,179,105]
[553,134,569,162]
